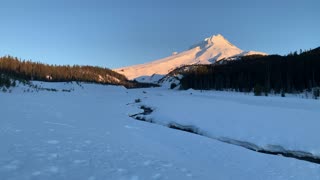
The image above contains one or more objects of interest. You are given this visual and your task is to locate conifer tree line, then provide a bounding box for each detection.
[0,56,155,88]
[179,47,320,94]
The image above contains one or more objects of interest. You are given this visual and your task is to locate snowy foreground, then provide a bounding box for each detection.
[1,82,320,180]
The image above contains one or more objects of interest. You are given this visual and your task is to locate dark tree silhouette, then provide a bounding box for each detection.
[178,47,320,94]
[0,56,157,88]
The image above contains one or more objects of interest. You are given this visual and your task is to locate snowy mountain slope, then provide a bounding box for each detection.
[115,34,266,81]
[1,82,320,179]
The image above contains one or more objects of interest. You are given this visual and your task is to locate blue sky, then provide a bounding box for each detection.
[0,0,319,68]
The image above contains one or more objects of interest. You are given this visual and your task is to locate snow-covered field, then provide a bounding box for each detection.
[139,89,320,156]
[1,82,320,180]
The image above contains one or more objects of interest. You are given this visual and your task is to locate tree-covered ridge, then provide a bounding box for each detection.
[0,56,156,88]
[178,47,320,94]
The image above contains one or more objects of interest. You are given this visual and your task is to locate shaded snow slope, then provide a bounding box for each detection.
[0,83,320,179]
[134,89,320,158]
[114,34,266,81]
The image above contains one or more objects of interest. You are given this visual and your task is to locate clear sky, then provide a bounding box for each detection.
[0,0,319,69]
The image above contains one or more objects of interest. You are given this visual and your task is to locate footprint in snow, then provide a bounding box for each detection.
[143,160,152,166]
[48,166,59,173]
[47,140,59,144]
[48,153,59,160]
[180,168,188,172]
[152,173,162,179]
[2,160,21,171]
[88,176,96,180]
[131,176,139,180]
[32,171,42,176]
[117,168,126,173]
[161,163,173,167]
[73,160,87,164]
[180,168,193,177]
[125,125,139,129]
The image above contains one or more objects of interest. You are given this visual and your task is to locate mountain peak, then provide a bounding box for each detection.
[189,34,236,50]
[115,34,267,81]
[205,34,236,47]
[205,34,224,41]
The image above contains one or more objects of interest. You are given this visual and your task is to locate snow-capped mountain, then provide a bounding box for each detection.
[115,34,266,81]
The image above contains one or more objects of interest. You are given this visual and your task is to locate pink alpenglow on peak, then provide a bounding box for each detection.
[114,34,266,81]
[189,34,236,50]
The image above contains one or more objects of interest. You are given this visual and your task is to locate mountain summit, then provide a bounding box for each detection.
[115,34,266,81]
[189,34,237,50]
[187,34,243,64]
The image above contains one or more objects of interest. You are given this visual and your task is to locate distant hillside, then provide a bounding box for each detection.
[166,47,320,94]
[0,56,157,89]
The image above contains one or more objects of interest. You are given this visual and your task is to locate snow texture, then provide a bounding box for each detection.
[0,82,319,180]
[137,89,320,157]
